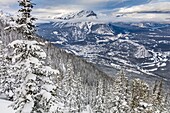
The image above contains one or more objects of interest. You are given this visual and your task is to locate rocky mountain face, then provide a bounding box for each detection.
[37,10,170,83]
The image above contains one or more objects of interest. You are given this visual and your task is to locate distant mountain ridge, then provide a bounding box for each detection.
[38,10,170,83]
[56,10,97,20]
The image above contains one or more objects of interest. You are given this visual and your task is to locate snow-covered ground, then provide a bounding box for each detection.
[0,99,14,113]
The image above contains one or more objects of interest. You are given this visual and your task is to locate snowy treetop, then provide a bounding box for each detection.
[8,40,46,61]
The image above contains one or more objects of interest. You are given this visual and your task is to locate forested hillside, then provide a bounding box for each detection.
[0,0,170,113]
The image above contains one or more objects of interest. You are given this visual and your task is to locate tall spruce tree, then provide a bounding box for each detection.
[8,40,60,113]
[0,41,13,99]
[0,41,6,94]
[93,79,105,112]
[0,41,4,92]
[3,0,62,113]
[151,80,168,113]
[110,71,130,113]
[17,0,36,39]
[60,59,86,112]
[130,79,152,113]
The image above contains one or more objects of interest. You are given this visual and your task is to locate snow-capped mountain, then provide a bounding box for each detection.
[37,10,170,80]
[56,10,97,20]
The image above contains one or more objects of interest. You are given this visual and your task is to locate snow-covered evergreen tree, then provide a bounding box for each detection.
[164,93,170,112]
[103,80,115,112]
[0,40,4,91]
[4,0,36,40]
[0,40,5,93]
[130,79,152,113]
[0,40,14,99]
[1,0,66,112]
[150,80,168,113]
[60,59,86,112]
[1,0,38,101]
[93,79,105,112]
[7,40,60,113]
[74,72,86,112]
[16,0,37,39]
[110,71,130,113]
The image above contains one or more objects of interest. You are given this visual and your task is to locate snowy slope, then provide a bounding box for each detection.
[0,99,14,113]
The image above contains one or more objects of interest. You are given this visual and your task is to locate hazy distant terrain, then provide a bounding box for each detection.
[37,11,170,87]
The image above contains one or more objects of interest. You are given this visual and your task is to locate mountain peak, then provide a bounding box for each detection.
[77,10,97,18]
[57,10,97,20]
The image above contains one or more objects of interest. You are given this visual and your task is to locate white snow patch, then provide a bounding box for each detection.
[127,69,141,74]
[22,100,34,113]
[53,31,58,35]
[96,39,109,43]
[51,41,63,44]
[147,68,158,72]
[111,63,121,69]
[0,99,15,113]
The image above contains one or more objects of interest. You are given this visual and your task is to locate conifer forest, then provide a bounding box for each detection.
[0,0,170,113]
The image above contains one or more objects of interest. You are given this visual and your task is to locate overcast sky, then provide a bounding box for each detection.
[0,0,152,13]
[0,0,170,22]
